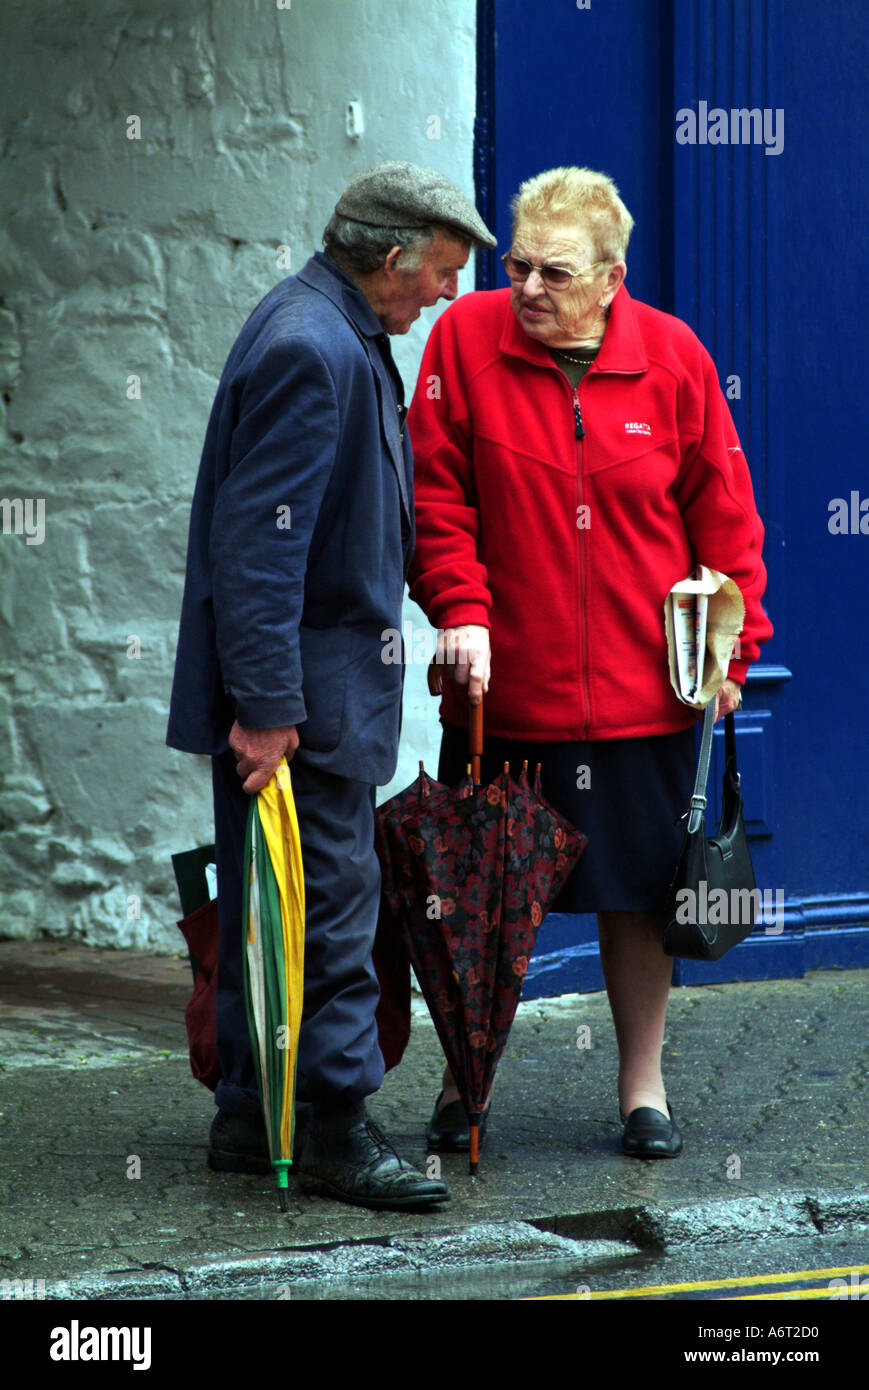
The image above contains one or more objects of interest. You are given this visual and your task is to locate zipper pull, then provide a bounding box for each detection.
[573,390,585,440]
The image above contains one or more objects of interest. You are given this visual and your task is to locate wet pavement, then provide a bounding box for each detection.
[0,940,867,1300]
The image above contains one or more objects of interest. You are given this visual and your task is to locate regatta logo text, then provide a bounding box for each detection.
[624,421,651,436]
[675,102,784,156]
[49,1321,152,1371]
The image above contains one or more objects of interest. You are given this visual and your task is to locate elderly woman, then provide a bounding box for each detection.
[407,166,772,1159]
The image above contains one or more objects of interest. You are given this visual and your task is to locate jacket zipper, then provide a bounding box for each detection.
[573,382,591,739]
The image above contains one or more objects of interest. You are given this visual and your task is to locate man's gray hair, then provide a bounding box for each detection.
[323,213,438,275]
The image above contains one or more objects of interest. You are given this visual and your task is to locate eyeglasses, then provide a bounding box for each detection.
[501,252,608,291]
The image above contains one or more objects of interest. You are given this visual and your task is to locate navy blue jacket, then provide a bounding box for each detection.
[166,252,414,785]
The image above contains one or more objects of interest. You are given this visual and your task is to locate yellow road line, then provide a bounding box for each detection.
[536,1264,869,1300]
[725,1286,863,1301]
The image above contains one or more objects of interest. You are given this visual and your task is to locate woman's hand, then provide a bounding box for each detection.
[432,625,491,705]
[713,678,743,721]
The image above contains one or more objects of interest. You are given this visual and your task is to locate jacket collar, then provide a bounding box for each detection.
[497,283,649,375]
[297,251,386,340]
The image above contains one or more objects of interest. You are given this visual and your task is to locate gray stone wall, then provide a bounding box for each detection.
[0,0,477,950]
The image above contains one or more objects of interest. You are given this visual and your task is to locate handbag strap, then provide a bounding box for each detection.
[724,707,738,769]
[687,705,739,833]
[686,702,715,834]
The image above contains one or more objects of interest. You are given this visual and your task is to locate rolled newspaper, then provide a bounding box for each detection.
[664,567,745,708]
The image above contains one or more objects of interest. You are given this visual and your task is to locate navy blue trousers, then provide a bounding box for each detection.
[210,747,385,1118]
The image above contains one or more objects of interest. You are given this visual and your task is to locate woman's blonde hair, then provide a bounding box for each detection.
[510,166,635,263]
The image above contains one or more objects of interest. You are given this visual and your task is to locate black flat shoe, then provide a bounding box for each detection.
[298,1108,450,1210]
[621,1103,683,1159]
[425,1091,489,1153]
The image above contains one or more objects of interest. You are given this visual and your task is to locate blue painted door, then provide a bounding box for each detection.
[476,0,869,993]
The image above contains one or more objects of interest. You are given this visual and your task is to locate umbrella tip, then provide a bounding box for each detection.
[469,1119,480,1173]
[274,1160,292,1213]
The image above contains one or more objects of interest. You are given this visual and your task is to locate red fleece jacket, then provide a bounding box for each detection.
[407,285,773,741]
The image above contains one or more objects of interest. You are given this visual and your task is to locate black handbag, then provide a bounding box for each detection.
[663,702,758,960]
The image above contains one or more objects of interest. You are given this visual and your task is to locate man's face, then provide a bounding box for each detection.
[378,230,470,334]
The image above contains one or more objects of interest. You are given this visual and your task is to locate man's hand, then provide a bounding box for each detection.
[229,721,299,794]
[433,625,491,705]
[713,678,743,722]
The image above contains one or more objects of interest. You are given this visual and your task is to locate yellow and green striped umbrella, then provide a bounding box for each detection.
[242,758,305,1211]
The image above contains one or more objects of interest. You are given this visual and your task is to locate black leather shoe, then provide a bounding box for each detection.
[207,1106,310,1174]
[425,1092,489,1153]
[621,1103,683,1159]
[208,1111,271,1174]
[298,1106,450,1210]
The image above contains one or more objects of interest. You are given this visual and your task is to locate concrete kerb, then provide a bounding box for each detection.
[22,1191,869,1301]
[540,1189,869,1250]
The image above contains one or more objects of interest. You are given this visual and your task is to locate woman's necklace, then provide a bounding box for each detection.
[553,347,598,366]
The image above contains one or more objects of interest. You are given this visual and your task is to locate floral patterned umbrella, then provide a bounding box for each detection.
[376,704,587,1172]
[372,763,447,1071]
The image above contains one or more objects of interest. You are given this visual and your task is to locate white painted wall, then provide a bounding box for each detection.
[0,0,478,949]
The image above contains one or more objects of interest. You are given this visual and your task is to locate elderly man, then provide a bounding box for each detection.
[167,163,496,1209]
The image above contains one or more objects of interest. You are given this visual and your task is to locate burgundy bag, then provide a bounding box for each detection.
[177,898,221,1091]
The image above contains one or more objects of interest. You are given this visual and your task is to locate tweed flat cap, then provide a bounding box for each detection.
[335,162,496,248]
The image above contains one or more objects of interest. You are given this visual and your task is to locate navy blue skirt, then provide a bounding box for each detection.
[437,720,697,915]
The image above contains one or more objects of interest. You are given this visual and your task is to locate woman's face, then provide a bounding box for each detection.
[508,218,622,347]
